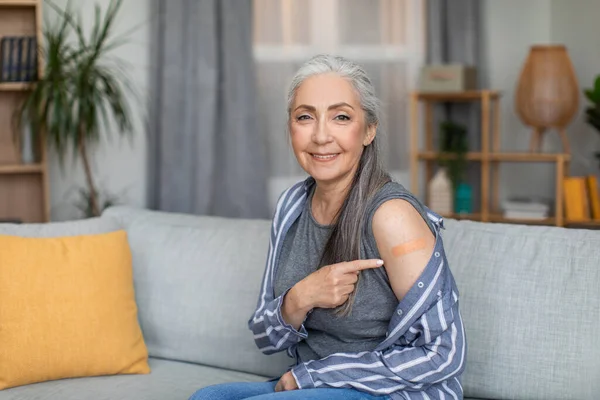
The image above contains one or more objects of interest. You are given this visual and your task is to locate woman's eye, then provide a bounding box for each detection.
[335,115,350,121]
[297,115,311,121]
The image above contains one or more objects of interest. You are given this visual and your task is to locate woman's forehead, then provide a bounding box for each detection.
[293,74,360,107]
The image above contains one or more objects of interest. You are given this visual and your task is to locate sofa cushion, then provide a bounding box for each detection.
[0,231,150,390]
[102,206,293,379]
[442,219,600,400]
[0,216,121,237]
[0,357,267,400]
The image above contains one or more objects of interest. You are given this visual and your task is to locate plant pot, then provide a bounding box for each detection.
[454,183,473,214]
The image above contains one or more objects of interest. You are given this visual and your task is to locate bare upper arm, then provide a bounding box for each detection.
[372,199,435,301]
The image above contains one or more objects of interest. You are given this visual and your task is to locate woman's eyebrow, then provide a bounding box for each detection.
[293,102,354,112]
[328,102,354,110]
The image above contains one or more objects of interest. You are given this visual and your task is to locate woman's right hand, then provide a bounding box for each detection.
[281,259,383,330]
[296,259,384,309]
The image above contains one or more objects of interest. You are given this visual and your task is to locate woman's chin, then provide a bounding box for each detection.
[306,168,344,184]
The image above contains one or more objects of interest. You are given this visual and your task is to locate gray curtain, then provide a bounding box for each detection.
[426,0,482,209]
[148,0,269,219]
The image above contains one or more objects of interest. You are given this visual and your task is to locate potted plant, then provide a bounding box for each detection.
[438,121,469,188]
[437,121,471,214]
[13,0,137,217]
[583,74,600,168]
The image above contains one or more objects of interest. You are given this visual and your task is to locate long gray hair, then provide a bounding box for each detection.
[286,54,391,316]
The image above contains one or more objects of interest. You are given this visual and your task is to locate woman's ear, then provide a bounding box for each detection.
[363,124,377,146]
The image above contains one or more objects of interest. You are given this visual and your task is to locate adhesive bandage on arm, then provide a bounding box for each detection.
[391,238,428,257]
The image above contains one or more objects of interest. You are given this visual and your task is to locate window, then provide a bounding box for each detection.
[253,0,425,210]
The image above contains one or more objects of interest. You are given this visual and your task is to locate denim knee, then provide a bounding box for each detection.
[188,386,217,400]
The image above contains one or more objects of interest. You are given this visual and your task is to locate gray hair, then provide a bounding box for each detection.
[286,54,382,130]
[286,54,391,316]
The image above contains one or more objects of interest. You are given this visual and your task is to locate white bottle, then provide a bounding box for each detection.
[428,168,453,215]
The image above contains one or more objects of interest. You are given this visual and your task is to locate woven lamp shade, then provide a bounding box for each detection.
[515,45,579,153]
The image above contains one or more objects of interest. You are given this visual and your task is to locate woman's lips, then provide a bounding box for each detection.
[310,153,339,162]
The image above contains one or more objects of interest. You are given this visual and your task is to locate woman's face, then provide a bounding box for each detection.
[289,73,376,186]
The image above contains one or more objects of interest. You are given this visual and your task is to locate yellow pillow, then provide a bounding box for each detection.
[0,230,150,390]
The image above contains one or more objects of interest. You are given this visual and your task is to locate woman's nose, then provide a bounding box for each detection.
[312,120,332,144]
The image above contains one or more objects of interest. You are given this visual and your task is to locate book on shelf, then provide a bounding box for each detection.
[0,36,37,83]
[502,196,550,219]
[563,175,600,221]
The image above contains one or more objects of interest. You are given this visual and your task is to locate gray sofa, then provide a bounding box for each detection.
[1,205,598,400]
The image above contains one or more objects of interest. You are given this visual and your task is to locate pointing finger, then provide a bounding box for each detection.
[343,259,384,273]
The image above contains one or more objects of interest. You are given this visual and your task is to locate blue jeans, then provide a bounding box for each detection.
[188,380,389,400]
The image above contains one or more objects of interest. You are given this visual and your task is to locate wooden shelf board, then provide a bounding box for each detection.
[417,151,484,161]
[0,82,33,91]
[417,151,570,163]
[0,0,37,7]
[0,163,43,174]
[415,90,501,102]
[490,152,570,162]
[565,219,600,227]
[440,213,482,221]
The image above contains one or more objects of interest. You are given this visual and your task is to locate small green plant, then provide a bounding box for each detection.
[74,186,119,218]
[437,121,469,189]
[583,74,600,168]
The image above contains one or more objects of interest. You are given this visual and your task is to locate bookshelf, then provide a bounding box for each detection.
[408,90,595,228]
[0,0,49,223]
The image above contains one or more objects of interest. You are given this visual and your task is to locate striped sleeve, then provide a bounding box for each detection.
[247,185,308,355]
[290,276,466,396]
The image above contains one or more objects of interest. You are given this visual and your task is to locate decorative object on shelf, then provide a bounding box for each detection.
[418,64,477,93]
[515,45,579,153]
[13,0,138,218]
[0,36,37,82]
[502,196,550,220]
[437,121,469,190]
[428,167,453,215]
[454,183,473,215]
[583,74,600,168]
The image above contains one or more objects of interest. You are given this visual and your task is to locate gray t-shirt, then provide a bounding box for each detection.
[273,181,431,362]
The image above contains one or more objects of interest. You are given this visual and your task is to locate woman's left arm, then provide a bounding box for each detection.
[290,200,466,395]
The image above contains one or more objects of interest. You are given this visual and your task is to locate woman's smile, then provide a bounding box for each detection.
[310,153,340,162]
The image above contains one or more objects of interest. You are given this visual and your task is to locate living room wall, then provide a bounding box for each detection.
[43,0,600,220]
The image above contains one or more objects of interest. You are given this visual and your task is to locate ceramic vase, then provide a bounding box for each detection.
[428,168,453,215]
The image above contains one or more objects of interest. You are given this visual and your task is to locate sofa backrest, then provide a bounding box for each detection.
[102,206,293,378]
[0,216,121,237]
[440,219,600,399]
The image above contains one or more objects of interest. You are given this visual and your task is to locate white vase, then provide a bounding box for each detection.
[428,168,453,215]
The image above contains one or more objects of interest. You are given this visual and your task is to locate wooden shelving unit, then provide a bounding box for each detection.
[0,0,49,223]
[0,82,34,91]
[0,1,38,7]
[409,89,584,228]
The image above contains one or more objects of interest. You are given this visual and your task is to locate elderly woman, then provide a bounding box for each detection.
[190,54,466,400]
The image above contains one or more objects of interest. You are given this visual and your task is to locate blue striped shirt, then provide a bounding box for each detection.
[248,179,466,399]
